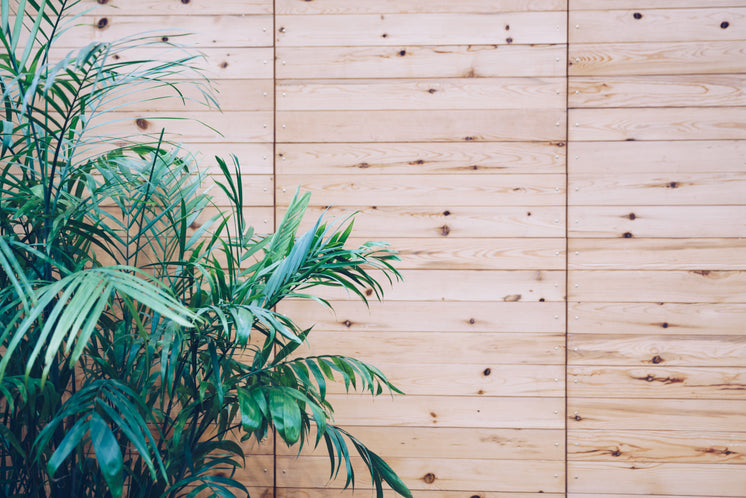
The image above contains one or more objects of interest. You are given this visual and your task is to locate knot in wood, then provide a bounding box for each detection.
[97,17,108,29]
[423,473,436,484]
[343,320,352,328]
[623,232,633,238]
[440,225,450,236]
[721,21,730,29]
[633,12,642,19]
[651,355,663,364]
[135,118,149,130]
[483,368,491,376]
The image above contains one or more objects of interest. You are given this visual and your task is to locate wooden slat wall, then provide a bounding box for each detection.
[568,3,746,498]
[68,1,746,496]
[274,0,567,495]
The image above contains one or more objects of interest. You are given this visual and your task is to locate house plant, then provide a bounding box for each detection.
[0,1,411,496]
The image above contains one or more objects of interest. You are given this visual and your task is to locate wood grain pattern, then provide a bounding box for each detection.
[568,366,746,399]
[573,0,746,8]
[276,109,566,143]
[569,270,746,303]
[276,0,566,14]
[186,143,274,174]
[279,491,563,498]
[567,398,746,431]
[567,462,746,496]
[118,80,274,112]
[59,15,273,48]
[276,174,565,206]
[569,238,746,270]
[569,140,746,173]
[570,8,746,43]
[568,334,746,367]
[276,426,564,460]
[275,13,566,47]
[278,300,566,333]
[569,206,746,238]
[277,78,565,110]
[292,332,565,365]
[276,142,566,175]
[569,40,746,76]
[568,302,746,336]
[81,0,273,15]
[569,172,746,205]
[570,75,746,108]
[284,205,566,238]
[320,395,565,428]
[570,107,746,141]
[276,45,567,78]
[276,456,564,492]
[568,429,746,464]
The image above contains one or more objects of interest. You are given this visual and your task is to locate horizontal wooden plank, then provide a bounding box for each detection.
[573,0,746,8]
[569,40,746,76]
[276,45,567,78]
[351,237,565,270]
[81,0,273,14]
[293,332,565,365]
[116,80,273,112]
[277,426,564,460]
[569,75,746,108]
[276,456,564,493]
[277,110,566,142]
[570,107,746,141]
[277,78,565,110]
[570,8,746,43]
[277,174,565,206]
[275,13,566,47]
[568,398,746,431]
[322,363,565,397]
[567,462,746,496]
[276,142,566,175]
[569,495,739,498]
[569,238,746,270]
[568,334,746,367]
[279,490,563,498]
[277,0,565,14]
[569,172,746,205]
[58,15,273,48]
[569,206,746,238]
[321,395,565,428]
[569,270,746,303]
[568,429,746,464]
[569,140,746,174]
[185,143,274,175]
[568,302,746,336]
[92,111,273,143]
[284,205,566,238]
[568,366,746,400]
[310,269,565,302]
[198,174,273,206]
[278,300,566,333]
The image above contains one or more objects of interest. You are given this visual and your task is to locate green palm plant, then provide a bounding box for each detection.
[0,1,411,497]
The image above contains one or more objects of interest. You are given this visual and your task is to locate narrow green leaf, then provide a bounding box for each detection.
[89,412,124,498]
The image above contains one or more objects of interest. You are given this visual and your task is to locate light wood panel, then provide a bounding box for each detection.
[569,238,746,270]
[279,491,563,498]
[573,0,746,7]
[569,205,746,238]
[568,302,746,336]
[569,172,746,205]
[568,40,746,76]
[277,109,566,143]
[276,45,567,79]
[276,142,566,175]
[276,174,565,206]
[117,80,274,112]
[567,462,746,497]
[82,0,273,15]
[568,334,746,367]
[570,8,746,43]
[570,270,746,303]
[276,426,564,460]
[275,13,566,47]
[276,0,566,14]
[569,140,746,174]
[285,205,566,238]
[570,107,746,141]
[570,75,746,108]
[292,332,565,365]
[278,300,566,333]
[568,429,746,464]
[276,456,565,493]
[567,398,746,431]
[277,78,565,110]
